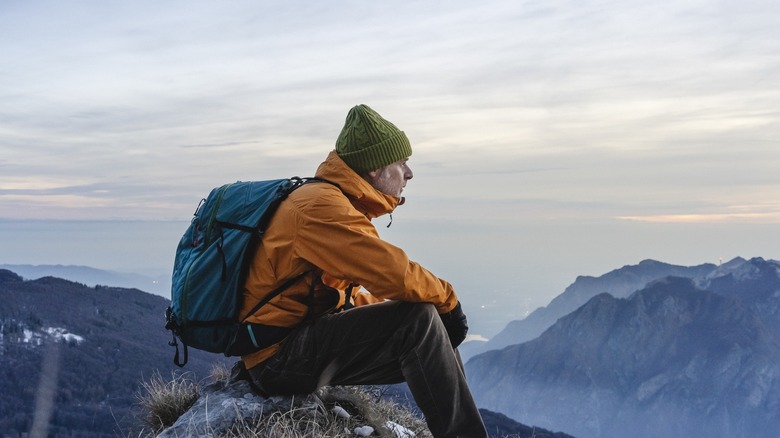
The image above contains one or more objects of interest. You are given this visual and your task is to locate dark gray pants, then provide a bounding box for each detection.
[248,301,488,438]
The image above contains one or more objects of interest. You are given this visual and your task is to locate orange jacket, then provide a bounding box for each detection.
[240,151,458,367]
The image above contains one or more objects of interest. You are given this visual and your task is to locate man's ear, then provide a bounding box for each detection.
[364,169,379,180]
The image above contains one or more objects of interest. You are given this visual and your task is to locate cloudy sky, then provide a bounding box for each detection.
[2,0,779,337]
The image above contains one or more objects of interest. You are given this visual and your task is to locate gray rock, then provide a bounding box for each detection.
[158,380,323,437]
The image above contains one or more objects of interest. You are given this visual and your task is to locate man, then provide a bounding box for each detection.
[240,104,488,437]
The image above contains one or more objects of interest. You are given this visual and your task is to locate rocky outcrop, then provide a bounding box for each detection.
[158,379,317,437]
[157,378,427,437]
[154,373,572,438]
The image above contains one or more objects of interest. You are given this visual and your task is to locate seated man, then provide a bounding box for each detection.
[241,104,488,437]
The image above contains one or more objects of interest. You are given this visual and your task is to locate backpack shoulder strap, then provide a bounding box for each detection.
[239,177,343,322]
[241,271,310,323]
[301,176,341,191]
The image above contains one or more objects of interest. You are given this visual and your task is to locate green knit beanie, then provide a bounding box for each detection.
[335,104,413,173]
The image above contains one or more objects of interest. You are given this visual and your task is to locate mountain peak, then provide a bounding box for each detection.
[0,269,23,283]
[637,258,665,266]
[467,259,719,360]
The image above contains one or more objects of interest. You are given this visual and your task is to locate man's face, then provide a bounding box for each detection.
[365,158,413,198]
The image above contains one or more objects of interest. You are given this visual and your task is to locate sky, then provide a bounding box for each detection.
[1,0,779,338]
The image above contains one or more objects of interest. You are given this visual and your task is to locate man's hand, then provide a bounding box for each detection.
[440,301,468,348]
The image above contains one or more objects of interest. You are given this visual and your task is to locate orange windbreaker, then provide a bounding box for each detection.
[240,150,458,368]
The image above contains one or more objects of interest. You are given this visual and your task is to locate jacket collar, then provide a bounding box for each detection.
[314,150,400,219]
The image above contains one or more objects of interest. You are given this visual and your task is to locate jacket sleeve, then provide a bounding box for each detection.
[352,290,385,307]
[290,188,458,313]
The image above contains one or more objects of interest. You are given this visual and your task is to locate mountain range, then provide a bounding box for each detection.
[0,268,571,437]
[466,257,780,438]
[0,270,225,437]
[0,264,170,297]
[5,257,779,437]
[462,259,718,360]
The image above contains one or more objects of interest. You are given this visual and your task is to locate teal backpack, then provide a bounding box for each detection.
[165,177,324,366]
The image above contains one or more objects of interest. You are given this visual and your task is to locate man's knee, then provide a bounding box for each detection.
[413,302,439,321]
[400,302,448,338]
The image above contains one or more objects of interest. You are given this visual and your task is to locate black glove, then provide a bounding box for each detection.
[440,301,468,348]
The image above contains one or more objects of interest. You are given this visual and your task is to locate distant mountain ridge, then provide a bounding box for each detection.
[466,257,780,438]
[0,264,170,297]
[463,258,723,360]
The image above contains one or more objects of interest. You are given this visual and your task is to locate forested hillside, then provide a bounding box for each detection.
[0,270,225,436]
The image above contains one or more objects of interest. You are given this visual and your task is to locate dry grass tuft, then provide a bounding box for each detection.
[222,385,432,438]
[222,406,341,438]
[322,385,431,437]
[208,362,231,383]
[135,371,200,435]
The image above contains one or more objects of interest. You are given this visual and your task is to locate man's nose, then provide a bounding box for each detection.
[405,166,414,180]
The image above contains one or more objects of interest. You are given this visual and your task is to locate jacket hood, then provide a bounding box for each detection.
[315,150,401,219]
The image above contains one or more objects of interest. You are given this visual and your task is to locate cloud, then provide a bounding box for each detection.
[619,204,780,224]
[617,213,780,224]
[1,0,779,222]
